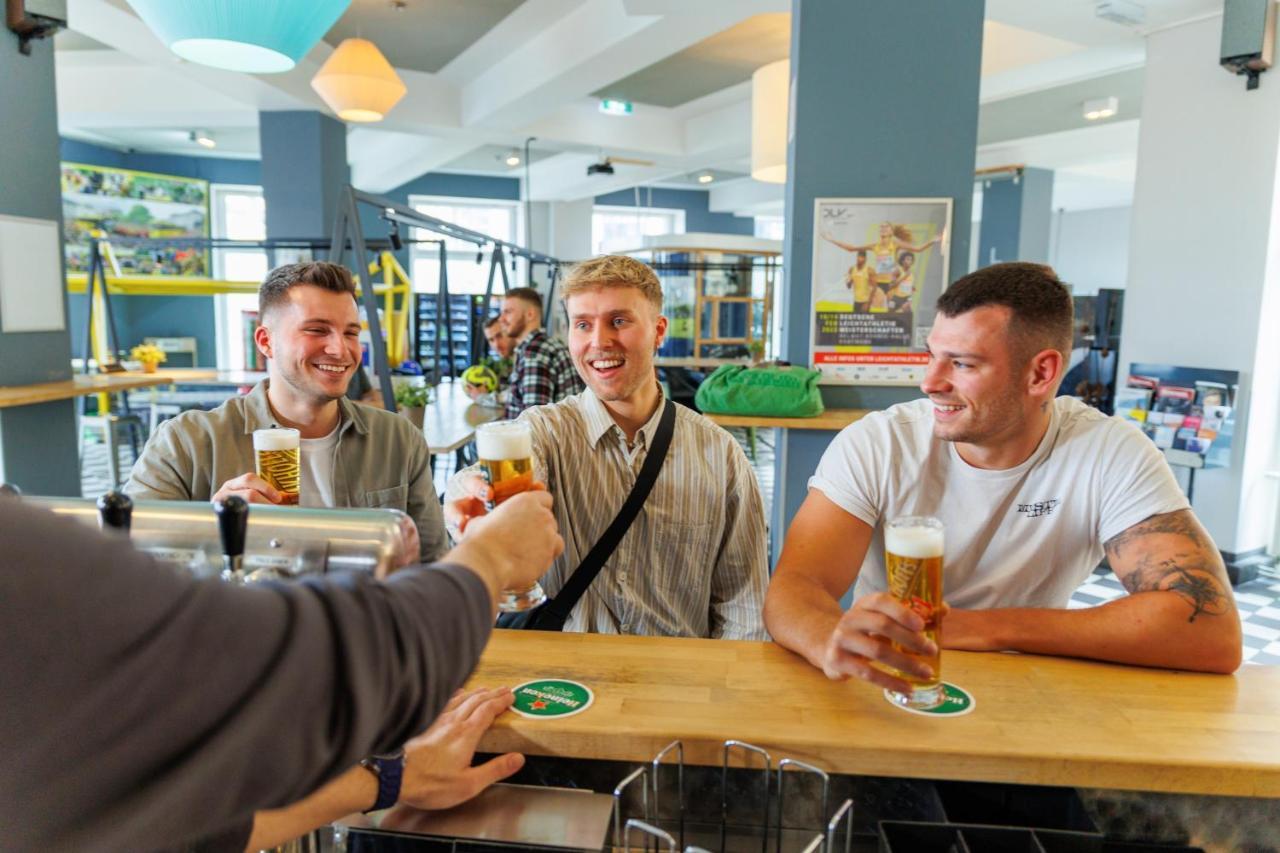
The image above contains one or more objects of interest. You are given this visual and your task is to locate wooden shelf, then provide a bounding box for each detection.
[470,631,1280,797]
[0,372,173,409]
[705,408,870,430]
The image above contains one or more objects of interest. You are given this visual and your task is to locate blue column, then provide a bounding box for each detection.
[772,0,985,565]
[258,111,350,245]
[0,35,79,494]
[977,167,1054,267]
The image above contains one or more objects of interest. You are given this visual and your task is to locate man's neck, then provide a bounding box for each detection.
[954,402,1053,470]
[265,376,341,439]
[602,381,662,444]
[517,326,541,346]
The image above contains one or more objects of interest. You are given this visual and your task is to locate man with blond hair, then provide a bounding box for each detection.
[449,255,768,640]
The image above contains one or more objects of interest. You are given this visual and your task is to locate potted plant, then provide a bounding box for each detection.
[393,382,432,430]
[130,343,167,374]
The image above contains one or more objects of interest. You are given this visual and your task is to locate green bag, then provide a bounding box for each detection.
[695,363,825,418]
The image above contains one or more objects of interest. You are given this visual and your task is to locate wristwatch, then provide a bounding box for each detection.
[359,750,405,813]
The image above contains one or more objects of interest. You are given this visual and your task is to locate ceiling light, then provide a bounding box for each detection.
[505,152,521,167]
[190,129,216,149]
[587,159,615,176]
[1082,96,1119,121]
[311,37,407,123]
[1095,1,1145,27]
[697,173,714,184]
[126,0,351,74]
[751,59,789,184]
[599,99,633,116]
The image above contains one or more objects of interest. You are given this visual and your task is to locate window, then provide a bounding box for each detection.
[211,185,267,370]
[755,215,785,241]
[592,205,685,255]
[408,197,523,296]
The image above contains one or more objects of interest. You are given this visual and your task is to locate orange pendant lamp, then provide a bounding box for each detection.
[311,38,407,123]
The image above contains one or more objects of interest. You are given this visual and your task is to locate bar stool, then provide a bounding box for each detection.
[80,408,146,489]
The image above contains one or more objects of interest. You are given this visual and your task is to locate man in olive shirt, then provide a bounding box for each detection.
[0,490,563,852]
[125,262,447,561]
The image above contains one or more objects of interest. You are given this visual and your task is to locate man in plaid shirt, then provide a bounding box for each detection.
[500,287,585,418]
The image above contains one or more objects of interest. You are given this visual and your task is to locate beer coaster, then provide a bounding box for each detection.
[511,679,594,719]
[883,682,975,717]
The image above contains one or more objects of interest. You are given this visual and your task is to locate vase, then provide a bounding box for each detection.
[142,362,158,374]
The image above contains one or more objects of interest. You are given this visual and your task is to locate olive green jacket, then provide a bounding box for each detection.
[124,380,447,562]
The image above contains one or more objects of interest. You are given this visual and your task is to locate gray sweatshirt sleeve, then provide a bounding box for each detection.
[0,500,493,853]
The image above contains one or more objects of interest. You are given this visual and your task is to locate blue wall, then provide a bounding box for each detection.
[61,138,261,185]
[594,187,755,235]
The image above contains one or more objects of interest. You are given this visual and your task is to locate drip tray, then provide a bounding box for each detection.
[338,783,614,851]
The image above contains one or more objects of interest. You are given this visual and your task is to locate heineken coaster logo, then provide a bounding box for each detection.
[885,682,975,717]
[511,679,594,719]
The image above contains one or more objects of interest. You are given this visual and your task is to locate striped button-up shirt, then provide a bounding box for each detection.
[504,329,585,419]
[516,388,768,640]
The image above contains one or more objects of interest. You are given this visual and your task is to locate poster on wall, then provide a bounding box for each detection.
[810,197,952,385]
[61,163,209,277]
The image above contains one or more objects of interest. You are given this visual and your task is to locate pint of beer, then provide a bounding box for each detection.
[474,420,546,612]
[883,516,944,710]
[253,428,300,506]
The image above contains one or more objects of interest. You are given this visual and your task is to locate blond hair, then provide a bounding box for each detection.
[561,255,663,311]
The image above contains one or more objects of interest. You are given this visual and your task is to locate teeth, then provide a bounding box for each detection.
[936,405,962,412]
[592,360,623,369]
[314,364,346,373]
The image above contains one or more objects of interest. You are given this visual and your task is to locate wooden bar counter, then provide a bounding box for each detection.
[469,631,1280,798]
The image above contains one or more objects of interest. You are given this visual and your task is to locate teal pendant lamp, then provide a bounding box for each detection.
[127,0,352,74]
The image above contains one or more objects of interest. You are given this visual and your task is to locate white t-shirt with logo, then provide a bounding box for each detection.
[299,424,340,508]
[809,396,1190,609]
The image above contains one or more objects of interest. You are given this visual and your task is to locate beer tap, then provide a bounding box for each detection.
[0,482,22,499]
[96,490,133,534]
[214,496,249,584]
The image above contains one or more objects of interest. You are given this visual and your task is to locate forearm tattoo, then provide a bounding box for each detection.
[1105,511,1231,623]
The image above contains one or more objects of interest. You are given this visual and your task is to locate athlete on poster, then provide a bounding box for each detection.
[811,198,951,385]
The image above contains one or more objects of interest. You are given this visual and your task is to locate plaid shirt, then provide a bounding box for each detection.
[505,328,585,418]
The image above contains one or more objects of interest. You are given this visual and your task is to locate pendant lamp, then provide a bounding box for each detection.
[126,0,351,74]
[751,59,790,184]
[311,38,407,123]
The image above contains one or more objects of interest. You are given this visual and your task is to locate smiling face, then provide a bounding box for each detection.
[566,284,667,404]
[255,284,361,406]
[499,296,538,341]
[921,305,1031,449]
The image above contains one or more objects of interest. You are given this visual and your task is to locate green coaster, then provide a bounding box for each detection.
[511,679,594,719]
[884,682,975,717]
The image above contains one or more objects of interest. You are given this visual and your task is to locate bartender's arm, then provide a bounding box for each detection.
[943,509,1242,673]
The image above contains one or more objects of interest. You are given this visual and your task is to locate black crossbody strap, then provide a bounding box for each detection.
[534,400,677,628]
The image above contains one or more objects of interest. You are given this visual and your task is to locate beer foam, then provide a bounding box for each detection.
[476,421,532,460]
[885,525,943,558]
[253,428,300,451]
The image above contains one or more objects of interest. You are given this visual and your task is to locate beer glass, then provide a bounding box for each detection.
[475,420,546,612]
[253,428,300,506]
[883,515,944,710]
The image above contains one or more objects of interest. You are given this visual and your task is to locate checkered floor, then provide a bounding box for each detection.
[84,427,1280,667]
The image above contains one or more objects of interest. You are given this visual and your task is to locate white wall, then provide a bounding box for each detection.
[1049,206,1131,295]
[1119,14,1280,554]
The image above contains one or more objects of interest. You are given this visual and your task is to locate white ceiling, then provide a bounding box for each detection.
[53,0,1225,213]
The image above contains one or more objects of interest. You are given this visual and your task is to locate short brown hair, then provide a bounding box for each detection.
[562,255,663,311]
[259,262,356,318]
[504,287,544,318]
[935,262,1073,362]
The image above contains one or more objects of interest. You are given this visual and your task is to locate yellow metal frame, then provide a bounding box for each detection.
[68,238,413,369]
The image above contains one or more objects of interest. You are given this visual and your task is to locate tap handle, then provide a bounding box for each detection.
[97,490,133,532]
[214,496,249,560]
[0,482,22,499]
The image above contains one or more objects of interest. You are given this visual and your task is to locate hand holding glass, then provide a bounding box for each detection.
[475,420,547,611]
[883,516,945,710]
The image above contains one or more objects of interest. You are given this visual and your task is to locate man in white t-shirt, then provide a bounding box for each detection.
[764,262,1242,692]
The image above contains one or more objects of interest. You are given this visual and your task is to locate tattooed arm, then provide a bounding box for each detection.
[943,510,1242,673]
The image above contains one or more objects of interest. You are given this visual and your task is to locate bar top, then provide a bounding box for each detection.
[0,372,173,409]
[469,631,1280,797]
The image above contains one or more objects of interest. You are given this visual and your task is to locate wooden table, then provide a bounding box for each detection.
[148,368,266,386]
[470,632,1280,798]
[0,372,174,409]
[705,408,871,431]
[424,379,502,456]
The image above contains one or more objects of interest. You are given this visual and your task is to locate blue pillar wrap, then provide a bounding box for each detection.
[259,111,351,244]
[0,37,80,494]
[977,167,1054,267]
[772,0,985,573]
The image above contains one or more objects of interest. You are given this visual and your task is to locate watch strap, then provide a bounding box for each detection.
[360,752,404,812]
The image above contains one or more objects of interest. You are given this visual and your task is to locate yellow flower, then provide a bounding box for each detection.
[130,343,167,365]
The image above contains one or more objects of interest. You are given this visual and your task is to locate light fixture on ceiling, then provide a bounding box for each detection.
[587,159,616,176]
[126,0,351,74]
[751,58,789,184]
[311,37,407,123]
[1082,96,1119,121]
[697,173,714,184]
[190,129,216,149]
[599,99,633,116]
[1094,0,1145,27]
[505,151,521,167]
